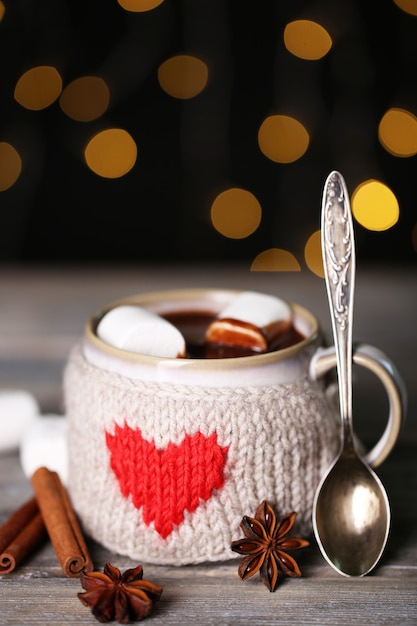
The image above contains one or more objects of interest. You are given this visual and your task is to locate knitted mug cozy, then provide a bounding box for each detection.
[64,343,340,565]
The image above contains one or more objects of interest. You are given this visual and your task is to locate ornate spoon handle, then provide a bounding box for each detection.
[321,171,356,439]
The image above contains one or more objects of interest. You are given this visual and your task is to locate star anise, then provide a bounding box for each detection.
[231,500,309,592]
[78,562,163,623]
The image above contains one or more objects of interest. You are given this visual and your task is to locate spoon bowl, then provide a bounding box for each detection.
[312,171,391,576]
[313,446,390,576]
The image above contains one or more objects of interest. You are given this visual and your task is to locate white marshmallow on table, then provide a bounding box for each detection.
[19,414,68,485]
[96,305,186,358]
[0,390,40,453]
[205,291,292,352]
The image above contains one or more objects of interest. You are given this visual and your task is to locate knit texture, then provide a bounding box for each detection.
[64,343,340,565]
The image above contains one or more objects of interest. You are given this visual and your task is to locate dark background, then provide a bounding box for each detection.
[1,0,416,267]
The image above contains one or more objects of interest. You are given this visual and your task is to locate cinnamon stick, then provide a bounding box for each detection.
[31,467,93,577]
[0,497,47,574]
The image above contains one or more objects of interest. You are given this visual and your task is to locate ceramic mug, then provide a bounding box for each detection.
[64,289,405,565]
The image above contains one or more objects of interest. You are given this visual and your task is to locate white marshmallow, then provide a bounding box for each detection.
[0,390,40,453]
[96,305,186,358]
[19,414,68,485]
[205,291,292,352]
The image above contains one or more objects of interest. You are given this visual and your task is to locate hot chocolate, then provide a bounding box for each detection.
[70,288,404,566]
[162,310,305,359]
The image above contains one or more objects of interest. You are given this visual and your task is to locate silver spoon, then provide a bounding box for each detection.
[312,170,391,577]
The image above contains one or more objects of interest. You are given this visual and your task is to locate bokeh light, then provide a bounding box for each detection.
[304,230,324,277]
[258,115,309,163]
[0,3,416,266]
[392,0,417,16]
[250,248,301,271]
[283,20,332,60]
[210,188,262,239]
[59,76,110,122]
[14,66,62,111]
[84,129,137,178]
[352,180,399,231]
[117,0,165,11]
[158,55,208,99]
[378,108,417,157]
[0,143,22,191]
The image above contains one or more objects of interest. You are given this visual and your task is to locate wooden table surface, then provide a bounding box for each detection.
[0,263,416,625]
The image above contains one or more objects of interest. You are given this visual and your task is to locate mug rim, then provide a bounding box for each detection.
[84,288,321,370]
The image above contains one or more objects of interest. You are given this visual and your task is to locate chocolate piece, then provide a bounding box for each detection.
[205,291,292,353]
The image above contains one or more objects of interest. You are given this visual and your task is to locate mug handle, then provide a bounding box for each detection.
[310,342,406,468]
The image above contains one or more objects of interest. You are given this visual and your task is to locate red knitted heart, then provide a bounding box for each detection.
[106,424,229,538]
